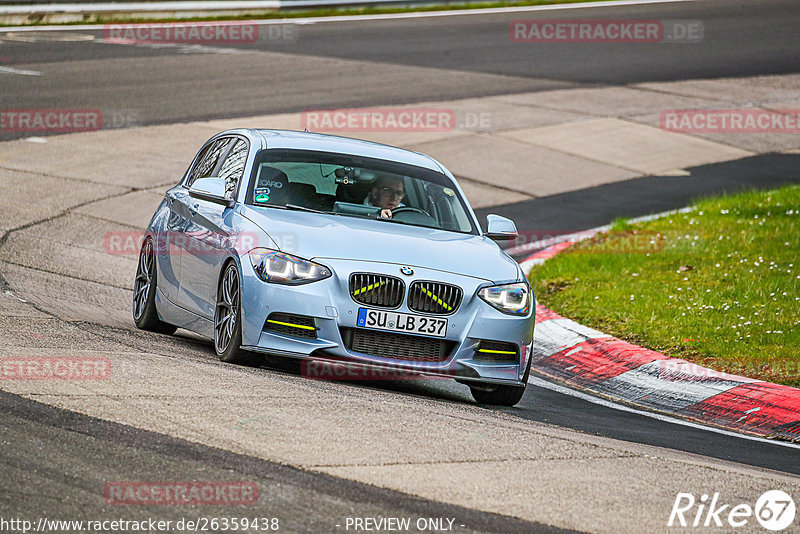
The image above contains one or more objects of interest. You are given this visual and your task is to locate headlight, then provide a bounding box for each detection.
[478,282,531,316]
[248,248,331,285]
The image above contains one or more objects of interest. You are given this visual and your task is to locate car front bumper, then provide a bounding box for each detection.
[238,257,535,386]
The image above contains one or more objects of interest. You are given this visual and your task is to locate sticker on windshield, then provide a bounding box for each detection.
[443,188,455,197]
[254,188,271,203]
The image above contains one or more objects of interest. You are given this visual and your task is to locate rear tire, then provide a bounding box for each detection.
[133,237,177,335]
[214,262,262,366]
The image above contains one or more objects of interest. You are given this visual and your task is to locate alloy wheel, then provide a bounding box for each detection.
[133,239,154,321]
[215,265,240,354]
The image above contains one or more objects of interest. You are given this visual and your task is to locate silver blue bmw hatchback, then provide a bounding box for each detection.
[133,129,535,406]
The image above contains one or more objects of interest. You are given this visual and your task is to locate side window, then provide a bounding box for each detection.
[186,138,230,188]
[217,139,248,200]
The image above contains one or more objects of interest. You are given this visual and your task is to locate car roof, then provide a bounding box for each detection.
[241,129,446,173]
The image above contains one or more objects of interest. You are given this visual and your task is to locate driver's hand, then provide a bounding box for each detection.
[380,209,392,219]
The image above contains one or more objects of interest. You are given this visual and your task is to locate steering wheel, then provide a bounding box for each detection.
[390,206,437,225]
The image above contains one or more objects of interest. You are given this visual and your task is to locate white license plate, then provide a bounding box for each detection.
[357,308,447,338]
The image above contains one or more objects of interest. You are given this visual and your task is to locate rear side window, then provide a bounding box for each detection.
[217,139,248,199]
[186,138,231,188]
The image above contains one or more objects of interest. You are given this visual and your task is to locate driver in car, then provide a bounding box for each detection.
[364,175,405,219]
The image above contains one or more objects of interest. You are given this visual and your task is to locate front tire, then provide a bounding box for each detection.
[133,237,177,335]
[470,349,532,407]
[470,384,527,406]
[214,262,261,366]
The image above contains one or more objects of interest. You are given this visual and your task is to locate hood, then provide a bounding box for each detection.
[241,207,520,282]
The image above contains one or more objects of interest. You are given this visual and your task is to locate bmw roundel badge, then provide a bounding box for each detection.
[400,266,414,276]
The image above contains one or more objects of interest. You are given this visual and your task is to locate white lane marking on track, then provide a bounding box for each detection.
[98,40,246,55]
[223,0,699,24]
[534,317,610,359]
[4,290,27,303]
[519,257,546,273]
[522,206,798,443]
[528,376,800,450]
[0,0,699,32]
[600,360,744,411]
[2,31,95,42]
[512,206,695,260]
[0,65,41,75]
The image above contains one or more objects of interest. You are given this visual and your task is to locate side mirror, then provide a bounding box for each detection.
[485,214,518,241]
[189,177,234,208]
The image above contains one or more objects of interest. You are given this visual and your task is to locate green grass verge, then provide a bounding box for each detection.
[7,0,620,27]
[529,185,800,388]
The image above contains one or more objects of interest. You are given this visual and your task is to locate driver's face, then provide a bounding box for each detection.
[375,181,405,210]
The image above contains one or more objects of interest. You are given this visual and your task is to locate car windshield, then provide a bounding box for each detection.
[246,149,478,234]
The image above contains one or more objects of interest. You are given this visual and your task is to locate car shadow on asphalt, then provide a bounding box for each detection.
[257,353,478,404]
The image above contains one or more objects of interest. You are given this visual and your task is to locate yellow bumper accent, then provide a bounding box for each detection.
[353,281,385,296]
[419,287,452,311]
[477,348,517,355]
[266,319,316,331]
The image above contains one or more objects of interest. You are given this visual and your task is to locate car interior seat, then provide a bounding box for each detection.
[286,182,318,209]
[254,166,290,205]
[335,182,372,205]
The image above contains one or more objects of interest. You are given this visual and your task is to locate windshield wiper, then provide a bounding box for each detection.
[284,204,326,214]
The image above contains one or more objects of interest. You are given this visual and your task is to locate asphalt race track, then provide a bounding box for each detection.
[0,389,565,533]
[1,0,799,139]
[1,0,800,532]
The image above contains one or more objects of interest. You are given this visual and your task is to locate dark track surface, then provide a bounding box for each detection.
[245,0,800,82]
[307,357,800,476]
[0,390,570,533]
[1,1,799,530]
[484,153,800,252]
[515,380,800,475]
[1,0,799,139]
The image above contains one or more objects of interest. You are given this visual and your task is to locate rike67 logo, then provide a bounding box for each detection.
[669,490,796,531]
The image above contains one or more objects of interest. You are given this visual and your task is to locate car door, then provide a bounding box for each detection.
[169,137,232,312]
[156,140,226,302]
[155,188,184,302]
[178,137,249,319]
